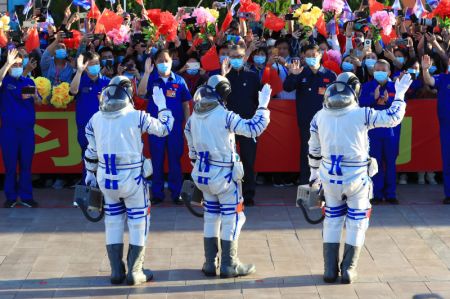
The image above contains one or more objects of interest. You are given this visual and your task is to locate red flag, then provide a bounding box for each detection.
[261,66,283,96]
[0,30,7,48]
[200,46,220,71]
[239,0,261,21]
[95,9,123,34]
[135,0,144,6]
[186,29,193,41]
[25,28,40,53]
[221,11,233,33]
[264,12,285,32]
[87,0,101,19]
[62,30,82,50]
[369,0,385,15]
[316,15,327,38]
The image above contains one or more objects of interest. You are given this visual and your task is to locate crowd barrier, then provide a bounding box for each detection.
[0,99,442,173]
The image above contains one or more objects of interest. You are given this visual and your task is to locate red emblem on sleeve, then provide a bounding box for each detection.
[323,78,330,83]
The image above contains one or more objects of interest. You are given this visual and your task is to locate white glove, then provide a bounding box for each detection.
[258,83,272,109]
[152,86,167,111]
[394,73,413,101]
[85,171,97,187]
[309,168,320,186]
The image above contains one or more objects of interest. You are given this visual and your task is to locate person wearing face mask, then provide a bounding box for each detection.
[137,49,192,205]
[40,32,74,84]
[250,48,268,81]
[422,55,450,205]
[0,49,42,208]
[363,53,378,82]
[179,56,207,96]
[69,52,111,186]
[359,60,400,205]
[284,44,337,185]
[220,45,261,206]
[99,47,116,79]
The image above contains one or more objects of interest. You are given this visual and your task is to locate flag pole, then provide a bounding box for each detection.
[124,0,126,12]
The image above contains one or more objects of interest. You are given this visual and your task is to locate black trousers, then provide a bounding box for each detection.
[299,124,311,185]
[236,135,257,201]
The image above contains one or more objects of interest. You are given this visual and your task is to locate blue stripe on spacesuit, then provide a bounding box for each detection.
[197,176,209,185]
[233,119,242,133]
[328,155,343,176]
[225,112,233,130]
[110,154,117,175]
[198,152,211,173]
[204,200,220,214]
[330,179,343,184]
[225,173,232,183]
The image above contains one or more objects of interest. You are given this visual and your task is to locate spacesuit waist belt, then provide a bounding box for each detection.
[196,159,233,168]
[98,161,142,170]
[322,159,369,168]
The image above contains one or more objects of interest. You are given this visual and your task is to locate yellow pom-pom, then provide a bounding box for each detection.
[50,82,74,109]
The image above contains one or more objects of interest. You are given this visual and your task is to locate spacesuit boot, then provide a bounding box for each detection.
[126,244,154,285]
[340,243,362,284]
[323,243,340,283]
[202,237,219,276]
[106,244,126,285]
[220,240,255,278]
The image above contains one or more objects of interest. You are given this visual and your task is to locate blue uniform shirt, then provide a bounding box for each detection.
[0,74,37,129]
[74,73,110,129]
[360,80,397,138]
[434,73,450,120]
[40,49,74,84]
[146,71,192,124]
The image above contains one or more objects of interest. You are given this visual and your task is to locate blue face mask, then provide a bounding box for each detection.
[220,55,229,64]
[186,68,199,75]
[342,61,354,72]
[10,67,23,78]
[396,57,405,65]
[365,58,376,69]
[157,62,171,74]
[407,68,419,76]
[374,71,389,83]
[305,57,320,68]
[117,56,125,64]
[87,64,101,76]
[254,55,266,65]
[101,59,114,66]
[230,58,244,69]
[55,49,67,59]
[23,57,29,68]
[429,65,437,74]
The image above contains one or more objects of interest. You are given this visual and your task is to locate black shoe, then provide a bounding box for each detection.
[443,197,450,205]
[386,198,399,205]
[370,198,382,205]
[151,197,163,205]
[19,200,39,208]
[3,200,17,208]
[244,198,255,207]
[172,197,184,205]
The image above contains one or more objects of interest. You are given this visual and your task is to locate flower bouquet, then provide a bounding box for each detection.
[322,0,344,23]
[32,77,51,105]
[50,82,74,109]
[106,25,130,50]
[293,4,322,37]
[430,0,450,28]
[370,10,396,41]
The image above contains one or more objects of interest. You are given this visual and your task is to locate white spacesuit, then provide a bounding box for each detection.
[84,76,173,285]
[184,75,272,278]
[308,72,412,284]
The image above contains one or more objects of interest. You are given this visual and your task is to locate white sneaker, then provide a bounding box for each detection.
[72,201,79,208]
[417,172,425,185]
[399,174,408,185]
[426,172,438,185]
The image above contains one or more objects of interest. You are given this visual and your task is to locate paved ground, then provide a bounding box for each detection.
[0,184,449,299]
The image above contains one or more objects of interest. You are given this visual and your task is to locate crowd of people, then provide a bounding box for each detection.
[0,0,449,209]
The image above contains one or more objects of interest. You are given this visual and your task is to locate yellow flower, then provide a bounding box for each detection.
[207,8,219,20]
[310,6,323,19]
[33,77,51,104]
[300,3,312,12]
[50,82,74,109]
[299,13,315,28]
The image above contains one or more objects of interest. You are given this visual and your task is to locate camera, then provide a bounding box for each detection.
[410,15,437,28]
[62,31,74,39]
[395,38,408,46]
[285,14,297,21]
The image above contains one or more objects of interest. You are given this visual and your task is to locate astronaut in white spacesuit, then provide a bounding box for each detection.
[84,76,173,285]
[308,72,412,284]
[184,75,272,278]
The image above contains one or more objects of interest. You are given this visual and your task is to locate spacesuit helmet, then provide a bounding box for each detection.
[323,72,361,110]
[99,76,134,112]
[193,75,231,113]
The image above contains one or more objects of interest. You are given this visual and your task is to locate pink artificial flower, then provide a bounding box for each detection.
[326,49,342,65]
[192,7,216,26]
[106,25,130,46]
[371,11,396,35]
[323,0,345,14]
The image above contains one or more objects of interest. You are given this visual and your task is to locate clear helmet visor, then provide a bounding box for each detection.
[99,84,132,112]
[323,82,357,109]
